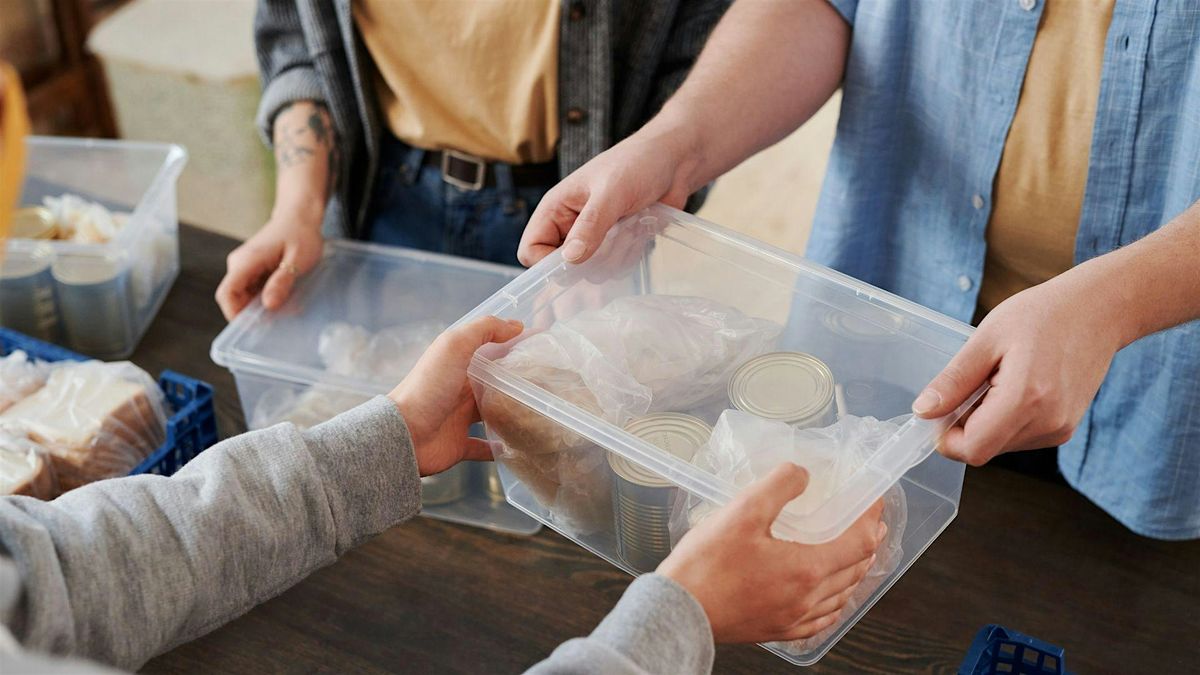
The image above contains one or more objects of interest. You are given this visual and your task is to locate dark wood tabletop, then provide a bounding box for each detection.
[137,225,1200,675]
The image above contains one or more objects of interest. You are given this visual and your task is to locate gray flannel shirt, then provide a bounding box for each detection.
[253,0,728,238]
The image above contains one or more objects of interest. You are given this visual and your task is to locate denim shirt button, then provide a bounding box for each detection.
[957,275,973,292]
[971,194,985,210]
[1018,0,1036,11]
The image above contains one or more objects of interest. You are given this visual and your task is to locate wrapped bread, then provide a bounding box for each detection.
[0,350,52,413]
[0,426,58,499]
[0,361,167,491]
[478,294,780,534]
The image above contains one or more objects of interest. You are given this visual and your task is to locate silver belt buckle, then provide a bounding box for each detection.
[441,149,486,191]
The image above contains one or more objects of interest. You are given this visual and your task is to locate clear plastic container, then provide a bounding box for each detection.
[210,239,541,536]
[462,205,984,666]
[3,137,188,359]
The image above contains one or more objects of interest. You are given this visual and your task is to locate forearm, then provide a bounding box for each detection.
[527,575,713,675]
[1068,199,1200,348]
[647,0,850,193]
[271,100,336,226]
[0,397,421,670]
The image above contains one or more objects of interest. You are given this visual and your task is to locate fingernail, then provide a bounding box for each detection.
[912,388,941,415]
[562,239,587,262]
[867,553,877,568]
[876,521,888,541]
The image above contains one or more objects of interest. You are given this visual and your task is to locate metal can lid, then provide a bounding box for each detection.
[822,306,906,341]
[728,351,835,425]
[610,413,712,488]
[11,207,58,240]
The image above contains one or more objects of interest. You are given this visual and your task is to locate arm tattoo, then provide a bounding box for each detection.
[273,102,336,175]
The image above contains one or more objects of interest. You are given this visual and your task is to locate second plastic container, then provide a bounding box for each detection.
[211,240,540,536]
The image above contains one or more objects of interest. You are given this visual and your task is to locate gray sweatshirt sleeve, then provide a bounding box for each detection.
[525,574,715,675]
[0,396,420,672]
[254,0,327,144]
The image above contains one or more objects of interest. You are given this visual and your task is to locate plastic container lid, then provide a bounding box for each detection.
[611,413,711,488]
[211,239,522,395]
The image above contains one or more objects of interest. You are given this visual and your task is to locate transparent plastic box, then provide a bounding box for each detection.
[3,137,188,359]
[462,205,983,666]
[211,240,540,536]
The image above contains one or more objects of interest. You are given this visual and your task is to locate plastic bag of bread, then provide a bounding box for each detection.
[0,423,59,499]
[0,361,167,491]
[670,410,909,655]
[479,294,780,534]
[0,349,52,413]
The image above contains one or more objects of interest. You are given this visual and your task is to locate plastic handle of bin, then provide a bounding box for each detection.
[868,383,990,477]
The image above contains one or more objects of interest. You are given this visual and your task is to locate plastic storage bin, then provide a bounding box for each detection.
[3,136,188,359]
[0,327,218,479]
[462,205,983,666]
[211,239,541,536]
[959,625,1068,675]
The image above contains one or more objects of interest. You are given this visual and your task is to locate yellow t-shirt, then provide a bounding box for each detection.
[977,0,1116,315]
[353,0,560,165]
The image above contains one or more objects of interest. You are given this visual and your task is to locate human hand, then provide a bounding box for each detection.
[658,464,886,644]
[517,127,698,267]
[389,316,524,476]
[215,213,324,320]
[913,275,1124,465]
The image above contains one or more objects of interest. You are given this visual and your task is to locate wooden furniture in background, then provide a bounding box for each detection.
[0,0,129,137]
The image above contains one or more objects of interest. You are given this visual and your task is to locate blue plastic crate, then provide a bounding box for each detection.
[959,624,1070,675]
[0,328,218,480]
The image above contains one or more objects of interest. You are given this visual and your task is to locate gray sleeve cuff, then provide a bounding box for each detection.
[255,65,326,146]
[590,574,714,674]
[301,396,422,553]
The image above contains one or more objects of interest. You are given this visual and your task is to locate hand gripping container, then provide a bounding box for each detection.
[3,136,188,359]
[462,205,984,666]
[211,239,541,536]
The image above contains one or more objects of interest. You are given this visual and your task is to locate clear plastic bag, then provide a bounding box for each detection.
[479,294,781,534]
[670,410,910,655]
[0,423,59,498]
[0,361,167,492]
[0,349,52,413]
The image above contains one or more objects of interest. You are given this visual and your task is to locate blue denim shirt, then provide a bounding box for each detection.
[812,0,1200,539]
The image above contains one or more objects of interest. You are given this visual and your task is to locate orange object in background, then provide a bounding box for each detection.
[0,61,31,244]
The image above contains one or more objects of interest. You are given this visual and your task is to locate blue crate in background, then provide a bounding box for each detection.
[0,327,218,480]
[959,624,1070,675]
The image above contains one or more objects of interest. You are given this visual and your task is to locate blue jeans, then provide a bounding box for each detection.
[364,135,552,266]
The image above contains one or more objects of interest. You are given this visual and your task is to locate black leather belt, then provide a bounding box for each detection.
[422,148,560,191]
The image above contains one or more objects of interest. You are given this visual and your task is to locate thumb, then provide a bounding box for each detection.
[733,463,811,529]
[913,332,998,418]
[433,316,525,372]
[560,190,620,264]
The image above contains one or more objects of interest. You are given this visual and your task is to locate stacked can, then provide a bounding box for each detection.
[728,351,837,427]
[420,464,469,505]
[610,413,711,573]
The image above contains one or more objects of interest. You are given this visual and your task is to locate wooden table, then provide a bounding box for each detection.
[139,225,1200,674]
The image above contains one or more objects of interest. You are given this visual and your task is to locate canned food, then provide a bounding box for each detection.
[611,413,711,573]
[11,207,58,240]
[0,246,59,341]
[52,254,132,357]
[482,462,507,502]
[822,305,906,342]
[728,351,836,428]
[421,463,469,506]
